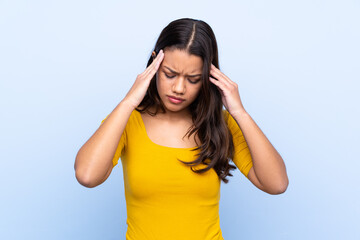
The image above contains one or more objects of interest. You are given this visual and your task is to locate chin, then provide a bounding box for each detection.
[163,103,185,112]
[160,98,186,112]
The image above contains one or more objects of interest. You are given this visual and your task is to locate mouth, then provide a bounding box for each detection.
[167,95,185,104]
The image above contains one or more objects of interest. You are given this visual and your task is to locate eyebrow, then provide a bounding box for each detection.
[163,66,202,77]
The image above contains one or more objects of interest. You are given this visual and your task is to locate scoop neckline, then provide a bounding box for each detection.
[135,110,200,151]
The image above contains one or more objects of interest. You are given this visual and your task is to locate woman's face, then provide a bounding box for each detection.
[156,48,203,114]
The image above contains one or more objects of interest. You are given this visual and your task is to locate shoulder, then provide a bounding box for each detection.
[100,108,139,125]
[222,109,230,119]
[222,109,242,135]
[222,109,232,126]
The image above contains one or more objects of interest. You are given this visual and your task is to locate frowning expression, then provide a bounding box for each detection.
[156,48,203,113]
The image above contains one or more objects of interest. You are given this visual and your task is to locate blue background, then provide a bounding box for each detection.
[1,0,359,239]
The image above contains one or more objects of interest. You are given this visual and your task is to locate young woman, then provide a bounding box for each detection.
[75,18,288,240]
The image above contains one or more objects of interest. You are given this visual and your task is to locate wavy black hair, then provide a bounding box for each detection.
[136,18,237,183]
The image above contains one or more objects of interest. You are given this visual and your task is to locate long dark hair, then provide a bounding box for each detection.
[136,18,237,183]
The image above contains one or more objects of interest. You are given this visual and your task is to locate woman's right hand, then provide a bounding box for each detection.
[123,49,164,109]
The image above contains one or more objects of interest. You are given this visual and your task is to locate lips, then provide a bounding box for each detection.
[167,95,185,104]
[168,95,185,101]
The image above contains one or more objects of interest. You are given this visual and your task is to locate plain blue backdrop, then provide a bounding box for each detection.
[1,0,359,239]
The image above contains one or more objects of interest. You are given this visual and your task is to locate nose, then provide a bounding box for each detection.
[172,77,186,95]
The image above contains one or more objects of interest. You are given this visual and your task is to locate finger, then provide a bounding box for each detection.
[144,50,164,78]
[143,50,163,76]
[210,69,232,89]
[210,64,236,87]
[210,64,234,86]
[209,76,226,90]
[143,50,164,76]
[151,50,164,72]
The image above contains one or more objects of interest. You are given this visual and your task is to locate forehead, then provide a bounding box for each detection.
[161,49,203,73]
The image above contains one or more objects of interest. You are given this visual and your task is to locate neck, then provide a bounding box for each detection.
[149,106,192,122]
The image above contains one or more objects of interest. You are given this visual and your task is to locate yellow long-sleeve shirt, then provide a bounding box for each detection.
[100,109,253,240]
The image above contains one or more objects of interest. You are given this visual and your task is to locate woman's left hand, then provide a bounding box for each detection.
[209,64,246,116]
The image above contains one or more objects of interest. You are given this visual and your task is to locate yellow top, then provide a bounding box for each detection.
[100,109,253,240]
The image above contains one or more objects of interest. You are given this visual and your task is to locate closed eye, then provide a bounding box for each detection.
[164,72,201,84]
[165,73,175,79]
[188,79,201,84]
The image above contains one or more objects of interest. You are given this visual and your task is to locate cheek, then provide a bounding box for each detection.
[188,86,202,100]
[194,84,202,95]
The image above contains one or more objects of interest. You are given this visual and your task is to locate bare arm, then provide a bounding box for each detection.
[74,49,164,188]
[233,111,289,195]
[74,100,134,188]
[209,63,288,194]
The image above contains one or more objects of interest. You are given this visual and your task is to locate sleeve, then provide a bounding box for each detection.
[100,114,127,168]
[224,110,253,179]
